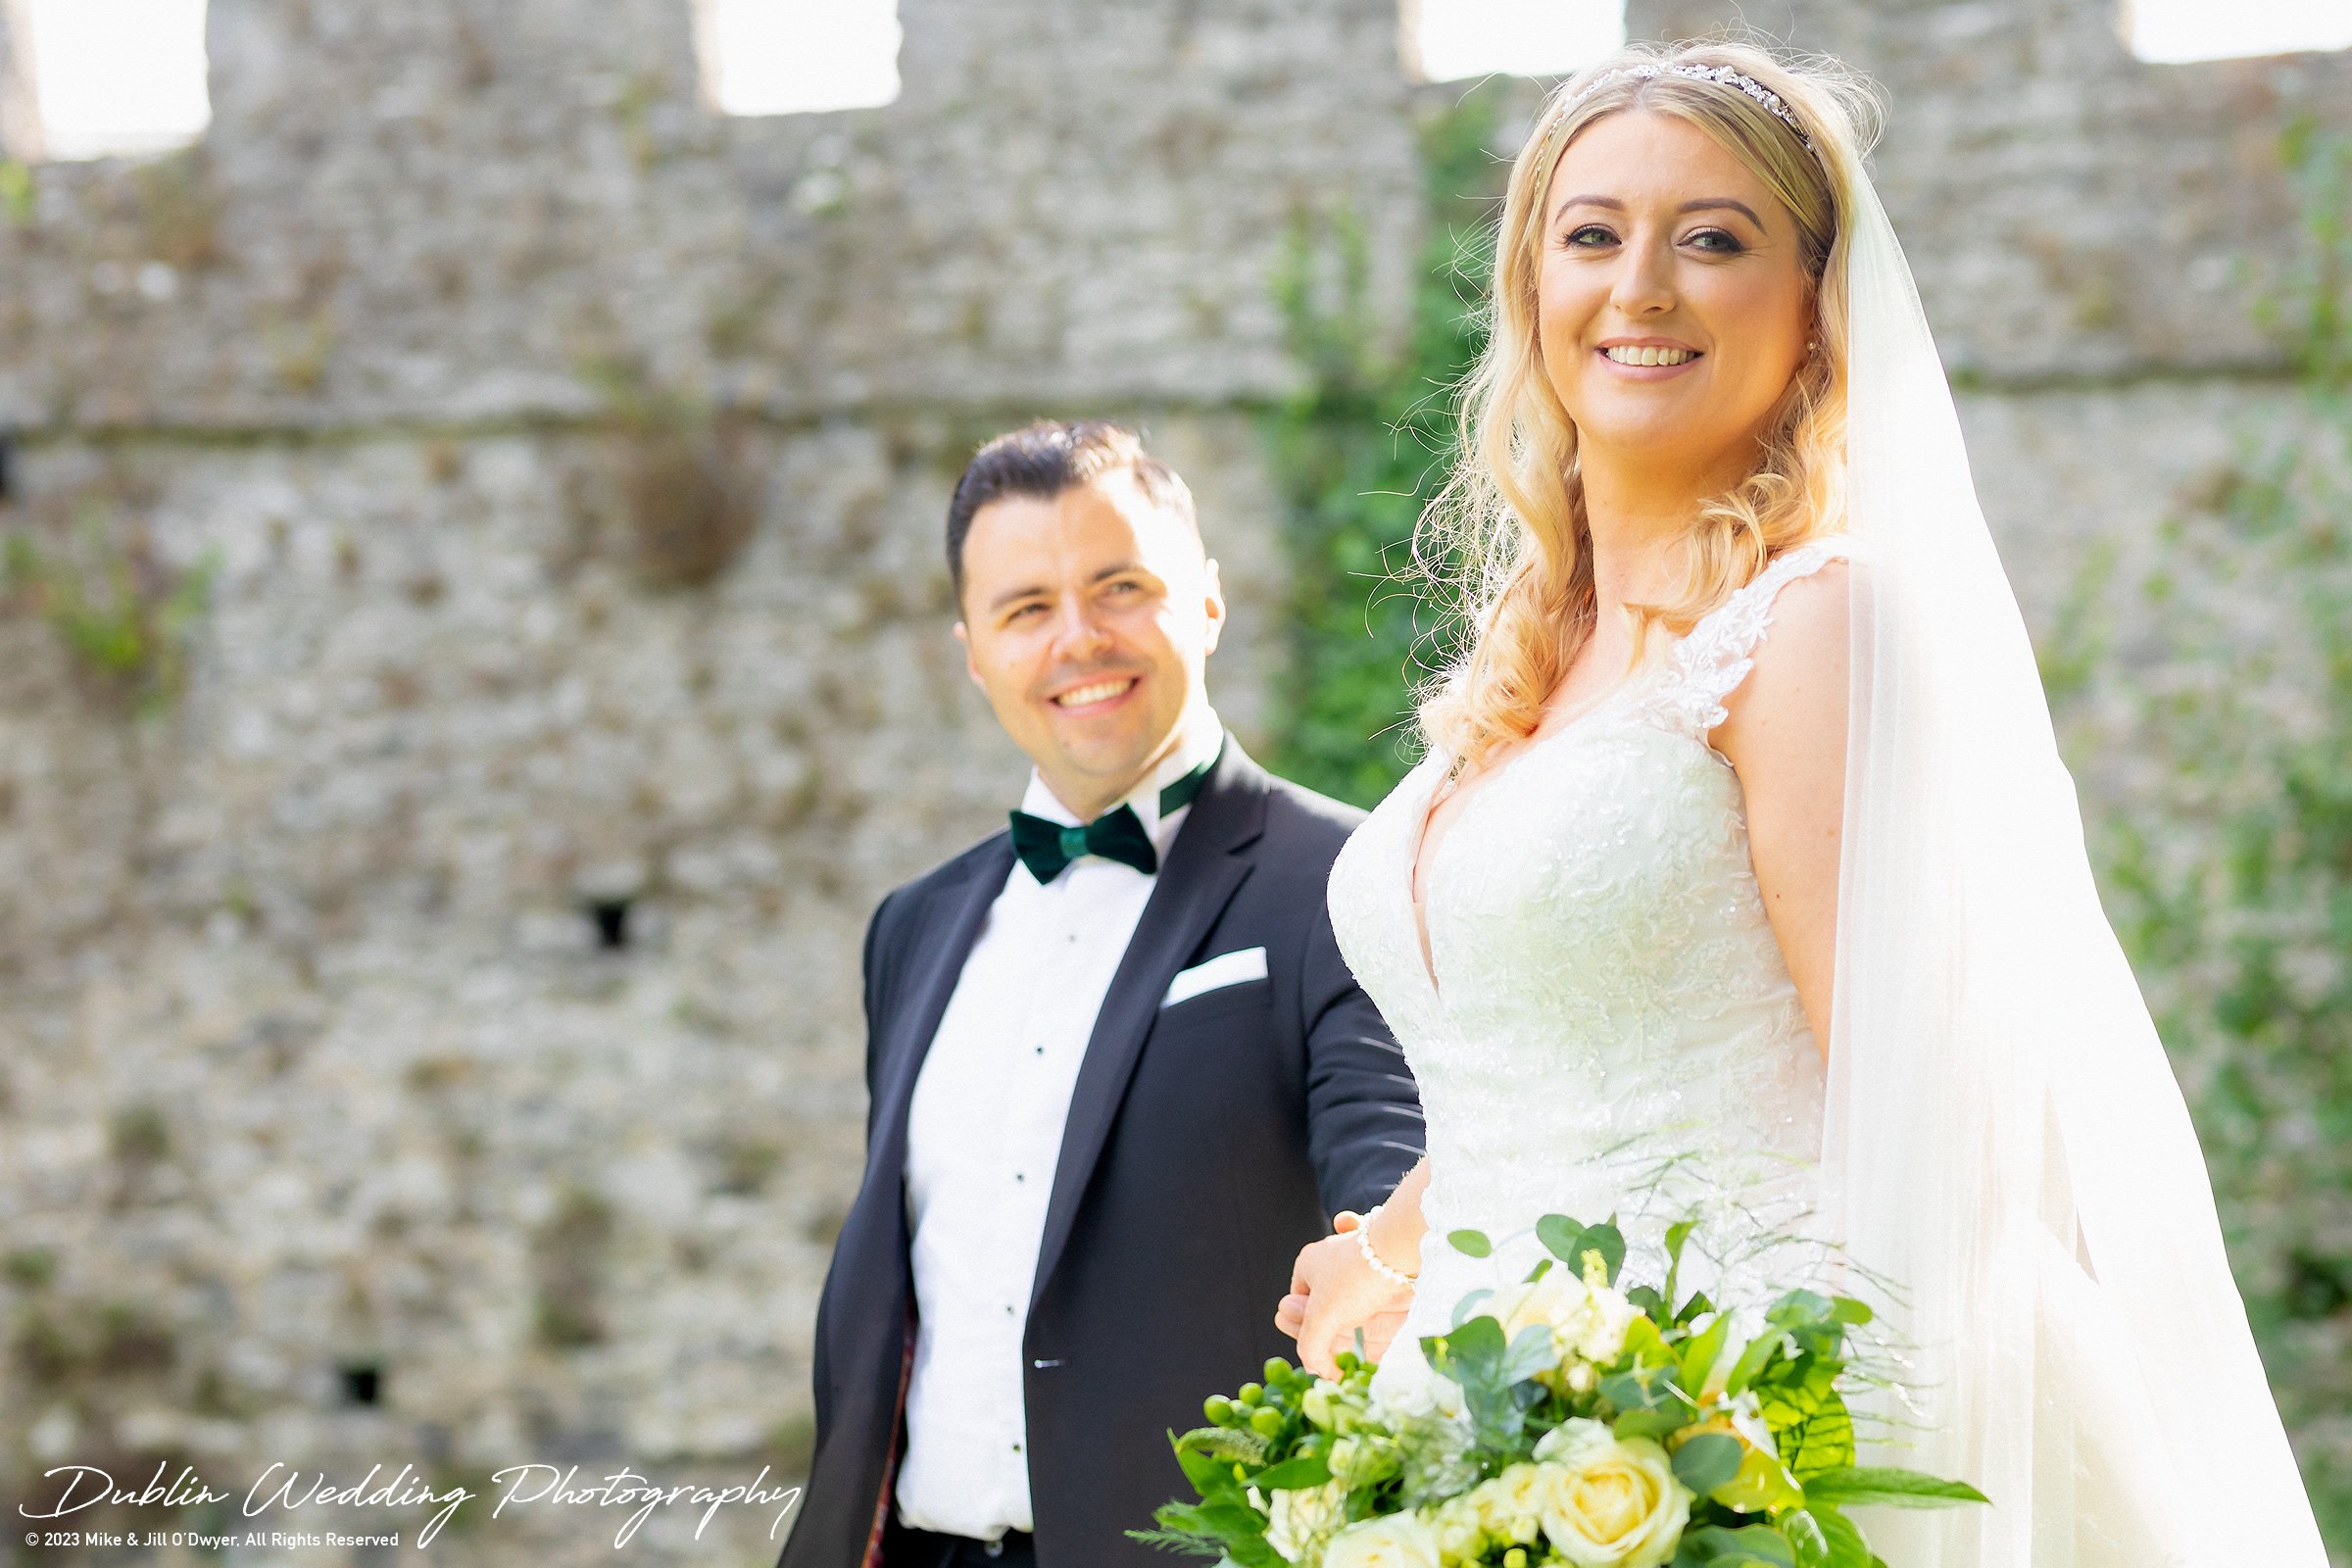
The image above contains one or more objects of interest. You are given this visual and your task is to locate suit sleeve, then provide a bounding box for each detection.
[1298,896,1424,1219]
[814,888,902,1438]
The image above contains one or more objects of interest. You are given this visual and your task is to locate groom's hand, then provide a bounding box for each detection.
[1276,1212,1414,1380]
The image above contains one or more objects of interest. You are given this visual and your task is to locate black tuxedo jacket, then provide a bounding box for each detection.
[778,737,1422,1568]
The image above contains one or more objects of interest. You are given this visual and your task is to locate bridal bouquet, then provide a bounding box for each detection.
[1137,1215,1984,1568]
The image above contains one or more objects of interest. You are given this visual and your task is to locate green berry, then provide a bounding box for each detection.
[1204,1395,1235,1425]
[1335,1349,1360,1373]
[1263,1355,1293,1385]
[1250,1407,1285,1438]
[1236,1382,1263,1406]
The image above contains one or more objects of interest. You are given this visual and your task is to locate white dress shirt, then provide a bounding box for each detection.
[895,718,1225,1540]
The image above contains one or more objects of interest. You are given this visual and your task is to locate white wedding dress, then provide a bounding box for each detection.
[1298,103,2328,1561]
[1328,538,1849,1415]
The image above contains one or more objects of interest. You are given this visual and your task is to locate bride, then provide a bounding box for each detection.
[1273,39,2328,1568]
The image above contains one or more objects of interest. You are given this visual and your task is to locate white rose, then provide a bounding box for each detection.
[1321,1512,1443,1568]
[1536,1424,1692,1568]
[1266,1478,1349,1565]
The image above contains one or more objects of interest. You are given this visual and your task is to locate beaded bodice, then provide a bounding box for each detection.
[1327,541,1847,1401]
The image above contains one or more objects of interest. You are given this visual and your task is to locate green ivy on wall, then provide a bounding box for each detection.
[2,499,215,715]
[1259,82,1514,808]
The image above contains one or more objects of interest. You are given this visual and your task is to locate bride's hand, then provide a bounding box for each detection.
[1275,1211,1415,1380]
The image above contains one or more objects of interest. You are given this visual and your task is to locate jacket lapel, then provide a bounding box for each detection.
[1029,738,1271,1307]
[862,837,1016,1198]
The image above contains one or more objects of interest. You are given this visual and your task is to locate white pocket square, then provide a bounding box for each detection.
[1161,946,1268,1007]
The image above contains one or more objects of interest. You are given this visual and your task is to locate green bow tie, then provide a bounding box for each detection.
[1007,758,1213,885]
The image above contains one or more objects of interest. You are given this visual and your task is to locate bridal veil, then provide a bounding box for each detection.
[1826,133,2328,1565]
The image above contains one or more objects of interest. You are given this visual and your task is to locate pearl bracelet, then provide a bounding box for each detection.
[1354,1203,1418,1287]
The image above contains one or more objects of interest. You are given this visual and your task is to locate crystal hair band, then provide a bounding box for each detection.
[1569,62,1817,154]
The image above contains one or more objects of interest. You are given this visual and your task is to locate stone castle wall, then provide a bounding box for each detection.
[0,1,2342,1562]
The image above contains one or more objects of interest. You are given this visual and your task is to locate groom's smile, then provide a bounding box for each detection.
[1048,673,1141,710]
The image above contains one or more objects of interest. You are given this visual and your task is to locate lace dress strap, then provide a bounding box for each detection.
[1646,536,1851,737]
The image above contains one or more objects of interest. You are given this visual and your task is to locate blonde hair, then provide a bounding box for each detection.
[1415,40,1884,770]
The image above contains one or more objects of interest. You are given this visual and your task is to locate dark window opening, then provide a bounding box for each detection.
[340,1363,382,1407]
[587,898,632,951]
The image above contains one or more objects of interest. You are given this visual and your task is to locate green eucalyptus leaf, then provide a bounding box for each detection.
[1766,1290,1836,1328]
[1447,1228,1494,1257]
[1427,1314,1510,1407]
[1671,1432,1745,1494]
[1442,1313,1506,1362]
[1451,1288,1496,1328]
[1597,1363,1666,1409]
[1573,1221,1628,1283]
[1788,1321,1850,1362]
[1504,1322,1560,1383]
[1613,1405,1689,1442]
[1536,1212,1589,1262]
[1599,1362,1698,1436]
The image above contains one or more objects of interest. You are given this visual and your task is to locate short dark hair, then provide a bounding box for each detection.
[946,419,1198,602]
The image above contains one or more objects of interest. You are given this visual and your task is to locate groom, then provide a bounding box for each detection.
[779,421,1421,1568]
